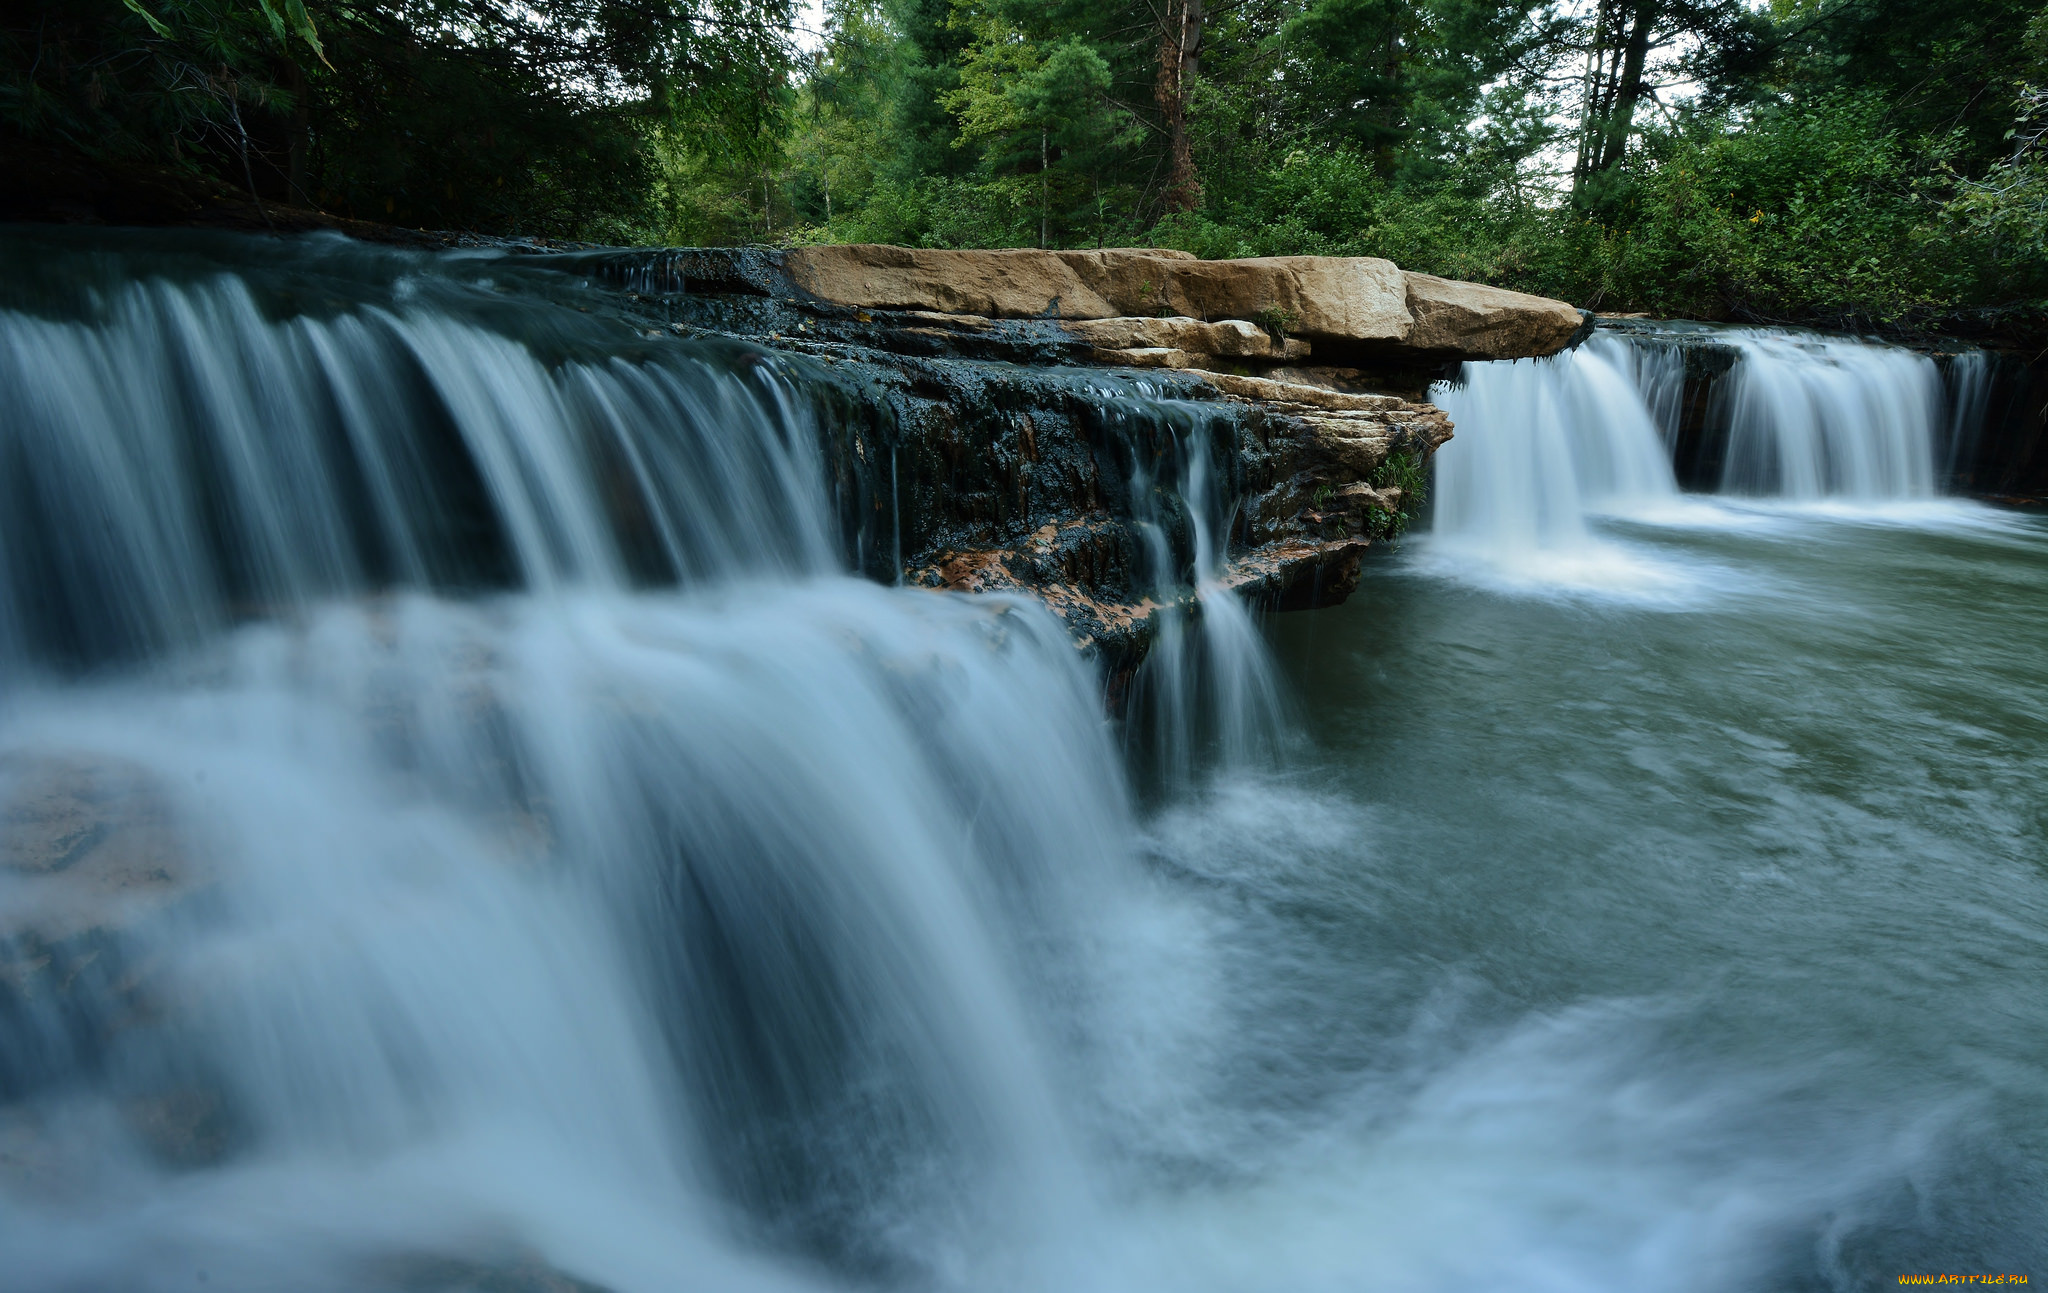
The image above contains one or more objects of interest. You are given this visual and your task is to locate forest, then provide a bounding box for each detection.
[6,0,2047,329]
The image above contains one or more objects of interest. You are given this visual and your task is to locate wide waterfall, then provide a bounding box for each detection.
[5,233,2043,1290]
[0,233,1210,1291]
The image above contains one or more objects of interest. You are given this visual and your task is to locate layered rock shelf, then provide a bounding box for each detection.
[779,245,1585,363]
[571,243,1586,688]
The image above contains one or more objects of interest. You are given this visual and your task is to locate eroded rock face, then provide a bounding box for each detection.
[783,245,1194,321]
[1165,255,1410,347]
[1065,315,1309,360]
[585,249,1477,693]
[754,340,1451,698]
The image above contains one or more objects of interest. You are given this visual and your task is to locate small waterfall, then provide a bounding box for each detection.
[1426,325,1983,583]
[1942,349,1997,486]
[1719,331,1941,499]
[1429,333,1680,559]
[1614,336,1691,452]
[1097,389,1283,786]
[0,272,835,676]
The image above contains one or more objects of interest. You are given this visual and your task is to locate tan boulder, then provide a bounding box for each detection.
[1065,316,1310,360]
[1060,254,1408,344]
[1402,272,1583,359]
[786,245,1405,344]
[784,245,1190,319]
[1193,371,1409,412]
[1089,347,1198,369]
[1186,256,1408,345]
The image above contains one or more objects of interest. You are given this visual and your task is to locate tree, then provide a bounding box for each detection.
[1,0,800,235]
[1277,0,1558,185]
[941,17,1120,245]
[1567,0,1762,195]
[1153,0,1205,210]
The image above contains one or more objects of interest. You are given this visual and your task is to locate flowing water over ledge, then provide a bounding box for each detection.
[0,234,2041,1290]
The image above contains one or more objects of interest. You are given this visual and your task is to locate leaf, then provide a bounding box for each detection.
[120,0,173,39]
[255,0,290,44]
[282,0,333,68]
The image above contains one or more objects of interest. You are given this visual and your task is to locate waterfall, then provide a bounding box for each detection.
[1942,349,1997,486]
[1719,331,1941,499]
[1094,387,1283,786]
[1427,333,1680,569]
[0,237,1266,1292]
[0,271,837,675]
[1426,325,1980,583]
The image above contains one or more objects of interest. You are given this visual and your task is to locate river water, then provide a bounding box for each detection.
[0,232,2040,1290]
[1261,500,2048,1285]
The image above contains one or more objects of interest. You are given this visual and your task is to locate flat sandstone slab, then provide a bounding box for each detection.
[781,244,1582,360]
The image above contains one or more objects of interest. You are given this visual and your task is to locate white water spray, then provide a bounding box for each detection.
[1424,334,1680,587]
[0,259,1178,1292]
[1426,326,1967,586]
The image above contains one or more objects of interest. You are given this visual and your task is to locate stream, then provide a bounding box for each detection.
[0,230,2039,1291]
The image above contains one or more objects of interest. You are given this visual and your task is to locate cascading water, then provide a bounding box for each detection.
[1942,348,1997,485]
[0,268,840,672]
[1094,389,1283,785]
[1425,324,1976,586]
[1424,333,1681,585]
[0,233,1235,1292]
[6,231,2040,1291]
[1718,331,1941,499]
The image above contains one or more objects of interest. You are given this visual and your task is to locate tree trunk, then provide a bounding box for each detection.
[1041,126,1049,248]
[1570,1,1610,186]
[1575,0,1657,190]
[1596,0,1658,173]
[1155,0,1205,212]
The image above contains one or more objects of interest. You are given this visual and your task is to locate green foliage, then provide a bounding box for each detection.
[5,0,2044,326]
[1366,447,1429,540]
[1250,307,1296,341]
[1277,0,1555,184]
[1145,86,2031,324]
[2,0,797,237]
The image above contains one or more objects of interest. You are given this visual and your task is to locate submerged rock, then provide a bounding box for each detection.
[368,1252,615,1293]
[0,756,228,1165]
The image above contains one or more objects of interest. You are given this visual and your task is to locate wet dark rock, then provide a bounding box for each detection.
[729,339,1449,697]
[565,254,1464,697]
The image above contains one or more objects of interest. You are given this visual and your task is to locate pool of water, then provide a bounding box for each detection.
[1183,503,2048,1284]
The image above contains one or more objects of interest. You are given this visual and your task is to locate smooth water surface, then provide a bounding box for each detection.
[1255,506,2048,1284]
